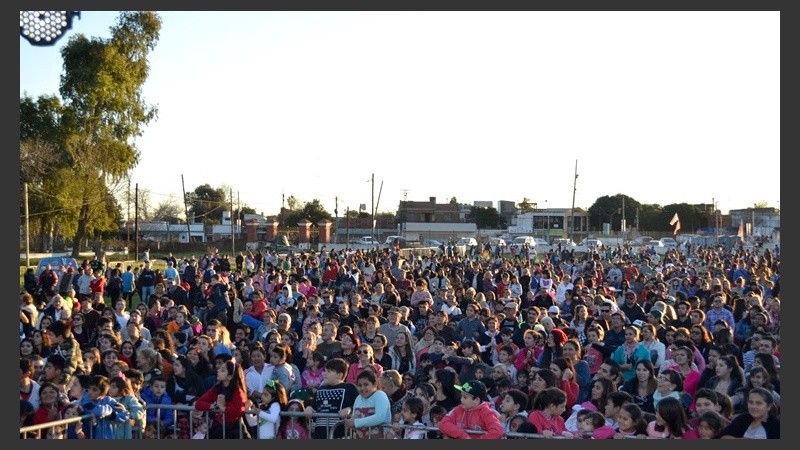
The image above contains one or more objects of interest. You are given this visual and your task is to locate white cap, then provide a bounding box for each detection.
[548,306,560,314]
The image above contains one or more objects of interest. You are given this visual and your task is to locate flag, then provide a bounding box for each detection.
[669,213,681,236]
[737,221,744,239]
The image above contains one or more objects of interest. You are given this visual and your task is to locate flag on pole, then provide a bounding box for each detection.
[669,213,681,236]
[737,221,744,240]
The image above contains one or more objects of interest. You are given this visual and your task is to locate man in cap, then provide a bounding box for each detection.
[547,305,568,328]
[439,380,504,439]
[619,290,646,323]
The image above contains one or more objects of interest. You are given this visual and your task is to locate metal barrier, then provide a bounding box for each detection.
[22,404,607,439]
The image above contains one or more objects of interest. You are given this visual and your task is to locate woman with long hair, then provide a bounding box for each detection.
[564,377,616,432]
[751,352,781,394]
[526,368,559,410]
[430,368,461,411]
[690,325,714,361]
[562,339,592,404]
[335,331,360,365]
[370,333,392,370]
[31,329,51,359]
[646,397,698,439]
[664,345,702,398]
[549,357,579,412]
[721,387,780,439]
[620,359,658,414]
[195,359,248,439]
[731,367,781,413]
[706,355,745,398]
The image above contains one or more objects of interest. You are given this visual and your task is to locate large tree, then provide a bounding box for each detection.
[20,12,161,257]
[187,184,228,224]
[467,206,507,229]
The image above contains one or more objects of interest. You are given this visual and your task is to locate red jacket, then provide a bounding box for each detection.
[194,383,247,424]
[439,401,504,439]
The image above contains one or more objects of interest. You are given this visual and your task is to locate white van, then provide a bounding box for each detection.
[456,237,478,247]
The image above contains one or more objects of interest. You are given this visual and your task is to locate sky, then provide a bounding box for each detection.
[20,11,780,220]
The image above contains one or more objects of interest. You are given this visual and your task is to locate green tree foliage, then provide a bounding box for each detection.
[518,197,536,214]
[280,198,333,227]
[467,206,507,229]
[588,195,640,231]
[19,12,162,257]
[187,184,228,224]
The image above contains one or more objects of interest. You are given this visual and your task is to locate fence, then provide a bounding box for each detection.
[21,404,610,439]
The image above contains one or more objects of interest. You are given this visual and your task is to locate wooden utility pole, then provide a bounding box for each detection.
[24,182,30,267]
[134,183,139,261]
[230,188,235,255]
[569,159,578,242]
[182,175,191,244]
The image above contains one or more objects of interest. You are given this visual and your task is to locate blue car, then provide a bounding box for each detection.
[35,256,80,279]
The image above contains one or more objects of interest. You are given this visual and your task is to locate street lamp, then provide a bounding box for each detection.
[20,11,80,46]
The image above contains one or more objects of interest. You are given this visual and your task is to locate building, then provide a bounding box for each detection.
[729,207,780,239]
[509,209,591,242]
[397,197,477,243]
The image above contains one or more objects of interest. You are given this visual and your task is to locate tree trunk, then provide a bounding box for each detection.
[71,203,90,259]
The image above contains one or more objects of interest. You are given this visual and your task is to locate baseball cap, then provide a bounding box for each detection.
[454,380,487,401]
[548,306,560,314]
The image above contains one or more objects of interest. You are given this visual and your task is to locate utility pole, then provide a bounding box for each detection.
[346,206,350,245]
[127,177,131,245]
[182,175,191,245]
[230,188,235,255]
[24,182,30,267]
[370,173,375,245]
[134,183,139,261]
[334,196,339,244]
[237,191,241,242]
[621,195,626,239]
[569,159,578,242]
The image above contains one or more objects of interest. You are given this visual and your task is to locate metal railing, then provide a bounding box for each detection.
[21,404,616,439]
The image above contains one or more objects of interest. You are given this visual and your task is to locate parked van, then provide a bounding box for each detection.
[456,237,478,247]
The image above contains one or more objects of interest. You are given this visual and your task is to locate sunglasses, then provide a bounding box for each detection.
[356,350,371,355]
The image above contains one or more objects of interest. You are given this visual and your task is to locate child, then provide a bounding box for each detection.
[578,411,615,439]
[498,389,529,434]
[108,376,146,439]
[646,396,698,439]
[387,396,426,439]
[63,403,86,439]
[527,387,571,439]
[303,358,358,439]
[252,379,287,439]
[140,375,174,429]
[697,411,725,439]
[278,399,309,439]
[78,375,131,439]
[301,352,325,393]
[191,421,208,439]
[439,380,504,439]
[614,402,648,438]
[428,405,447,439]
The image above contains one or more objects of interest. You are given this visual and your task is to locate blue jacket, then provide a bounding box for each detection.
[78,393,131,440]
[141,385,175,428]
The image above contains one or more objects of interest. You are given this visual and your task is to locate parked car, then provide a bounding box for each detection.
[509,236,535,253]
[456,237,478,247]
[551,238,577,251]
[35,256,80,279]
[423,239,444,248]
[659,237,678,248]
[350,236,380,246]
[575,238,603,254]
[647,239,668,255]
[383,235,420,249]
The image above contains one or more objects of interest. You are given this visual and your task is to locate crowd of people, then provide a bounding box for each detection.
[19,238,781,439]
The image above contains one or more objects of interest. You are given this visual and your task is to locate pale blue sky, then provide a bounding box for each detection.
[20,11,780,219]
